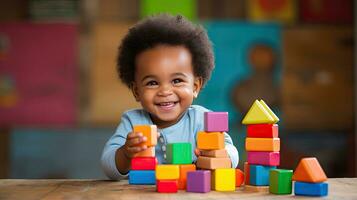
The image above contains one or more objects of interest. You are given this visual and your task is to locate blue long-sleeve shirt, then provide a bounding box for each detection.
[101,105,239,180]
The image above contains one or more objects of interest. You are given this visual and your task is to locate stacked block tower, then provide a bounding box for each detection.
[192,112,236,192]
[293,157,328,197]
[129,125,158,185]
[156,142,196,193]
[242,100,280,191]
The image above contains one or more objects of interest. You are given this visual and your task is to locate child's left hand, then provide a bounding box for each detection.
[194,148,201,157]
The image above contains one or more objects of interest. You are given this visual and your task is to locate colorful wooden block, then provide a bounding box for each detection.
[212,168,236,191]
[197,131,225,150]
[247,151,280,166]
[178,164,196,190]
[244,185,269,192]
[196,156,231,170]
[259,99,279,123]
[133,146,155,157]
[242,99,278,125]
[292,157,327,183]
[247,124,279,138]
[294,181,328,197]
[245,138,280,152]
[201,149,228,158]
[250,165,277,186]
[186,170,211,193]
[236,169,244,187]
[131,157,157,170]
[157,180,178,193]
[166,143,192,164]
[244,162,250,185]
[129,170,156,185]
[133,125,157,147]
[155,165,179,180]
[204,112,229,132]
[269,169,293,194]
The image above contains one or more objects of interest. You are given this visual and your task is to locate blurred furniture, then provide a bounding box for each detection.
[0,178,356,199]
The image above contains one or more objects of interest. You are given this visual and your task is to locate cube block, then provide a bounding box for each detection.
[133,125,157,147]
[250,165,276,186]
[131,157,157,170]
[196,156,231,170]
[178,164,196,190]
[156,165,179,180]
[201,149,228,158]
[186,170,211,193]
[166,143,192,164]
[269,169,293,194]
[133,146,155,157]
[197,131,225,150]
[247,151,280,166]
[212,168,236,191]
[157,180,178,193]
[292,157,327,183]
[236,169,244,187]
[204,112,229,132]
[244,162,250,185]
[294,181,328,197]
[247,124,279,138]
[129,170,156,185]
[245,138,280,152]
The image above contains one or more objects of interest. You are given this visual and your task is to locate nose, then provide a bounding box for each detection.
[157,84,173,96]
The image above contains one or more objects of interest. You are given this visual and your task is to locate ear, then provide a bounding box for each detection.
[130,82,140,102]
[193,77,203,98]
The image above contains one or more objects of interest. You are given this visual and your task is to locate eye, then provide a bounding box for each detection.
[146,80,158,86]
[172,78,183,84]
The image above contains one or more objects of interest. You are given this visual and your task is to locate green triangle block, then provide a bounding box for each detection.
[259,99,279,123]
[242,100,275,125]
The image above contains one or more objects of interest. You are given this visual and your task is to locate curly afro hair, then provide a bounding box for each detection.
[117,14,215,88]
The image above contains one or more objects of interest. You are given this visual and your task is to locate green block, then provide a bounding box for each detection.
[269,169,293,194]
[166,143,192,164]
[140,0,197,20]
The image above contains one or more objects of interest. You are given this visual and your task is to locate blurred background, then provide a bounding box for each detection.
[0,0,355,179]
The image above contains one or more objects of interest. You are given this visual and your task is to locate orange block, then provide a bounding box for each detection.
[197,131,225,150]
[236,169,244,187]
[133,146,155,157]
[245,138,280,152]
[196,156,231,169]
[292,157,327,183]
[178,164,196,190]
[133,125,157,147]
[201,149,228,158]
[244,162,250,185]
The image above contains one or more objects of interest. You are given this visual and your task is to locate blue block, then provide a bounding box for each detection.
[250,165,276,186]
[294,182,328,197]
[129,170,156,185]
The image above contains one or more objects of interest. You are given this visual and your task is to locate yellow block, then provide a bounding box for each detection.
[259,100,279,123]
[245,138,280,151]
[155,165,179,180]
[242,99,278,125]
[197,131,225,150]
[212,169,236,191]
[133,125,157,147]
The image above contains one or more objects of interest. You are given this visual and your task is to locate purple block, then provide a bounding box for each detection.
[204,112,229,132]
[247,151,280,166]
[186,170,211,193]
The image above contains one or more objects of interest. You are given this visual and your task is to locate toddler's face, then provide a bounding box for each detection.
[132,45,202,128]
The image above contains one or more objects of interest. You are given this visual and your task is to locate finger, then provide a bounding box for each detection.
[127,136,147,146]
[127,132,143,139]
[127,145,147,153]
[194,148,201,156]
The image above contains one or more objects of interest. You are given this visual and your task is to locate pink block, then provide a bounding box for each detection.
[204,112,228,132]
[247,151,280,166]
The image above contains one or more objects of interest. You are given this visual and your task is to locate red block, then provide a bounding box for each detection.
[247,124,278,138]
[157,180,178,193]
[244,162,250,185]
[131,157,157,170]
[236,169,244,187]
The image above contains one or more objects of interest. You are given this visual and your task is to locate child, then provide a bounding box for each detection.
[101,14,239,180]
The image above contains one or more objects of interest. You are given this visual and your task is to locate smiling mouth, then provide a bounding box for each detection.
[155,101,178,109]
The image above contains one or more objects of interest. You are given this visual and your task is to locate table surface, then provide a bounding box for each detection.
[0,178,356,200]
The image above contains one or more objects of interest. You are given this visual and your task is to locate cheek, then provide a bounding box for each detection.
[177,86,194,99]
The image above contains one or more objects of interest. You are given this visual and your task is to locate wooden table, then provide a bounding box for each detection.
[0,178,356,199]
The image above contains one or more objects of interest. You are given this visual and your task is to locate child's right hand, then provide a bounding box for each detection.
[123,132,147,158]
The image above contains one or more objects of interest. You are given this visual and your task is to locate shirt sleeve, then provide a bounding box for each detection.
[224,132,239,168]
[101,113,132,180]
